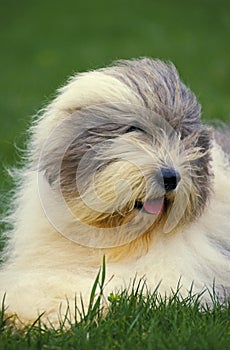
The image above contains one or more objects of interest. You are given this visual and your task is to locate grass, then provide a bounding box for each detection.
[0,262,229,350]
[0,0,230,348]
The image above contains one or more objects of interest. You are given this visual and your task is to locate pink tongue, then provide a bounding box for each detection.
[143,198,164,215]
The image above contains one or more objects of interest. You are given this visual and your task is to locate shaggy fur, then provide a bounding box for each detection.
[0,58,230,326]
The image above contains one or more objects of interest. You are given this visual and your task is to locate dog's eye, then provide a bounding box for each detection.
[126,126,144,133]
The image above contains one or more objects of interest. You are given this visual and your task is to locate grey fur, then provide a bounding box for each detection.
[104,58,202,138]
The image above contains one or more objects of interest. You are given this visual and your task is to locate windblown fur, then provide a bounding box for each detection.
[0,58,229,326]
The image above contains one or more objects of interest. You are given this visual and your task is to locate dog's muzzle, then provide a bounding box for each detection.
[135,168,181,215]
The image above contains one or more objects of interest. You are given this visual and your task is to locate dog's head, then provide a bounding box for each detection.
[36,58,213,247]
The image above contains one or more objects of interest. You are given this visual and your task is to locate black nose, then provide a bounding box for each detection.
[161,168,181,192]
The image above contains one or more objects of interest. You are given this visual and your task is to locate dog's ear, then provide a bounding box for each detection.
[37,129,91,188]
[182,125,212,154]
[184,126,213,211]
[37,119,129,191]
[196,126,213,152]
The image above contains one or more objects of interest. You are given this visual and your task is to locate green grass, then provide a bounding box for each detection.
[0,262,229,350]
[0,0,230,348]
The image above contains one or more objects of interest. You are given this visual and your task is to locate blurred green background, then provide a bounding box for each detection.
[0,0,230,191]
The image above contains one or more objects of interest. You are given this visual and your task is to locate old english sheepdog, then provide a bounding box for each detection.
[0,58,229,326]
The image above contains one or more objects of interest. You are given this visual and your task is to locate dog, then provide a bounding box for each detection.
[0,58,229,326]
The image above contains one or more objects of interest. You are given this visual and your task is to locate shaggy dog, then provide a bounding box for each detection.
[0,58,229,326]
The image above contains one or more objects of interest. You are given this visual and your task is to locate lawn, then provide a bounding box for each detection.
[0,0,230,348]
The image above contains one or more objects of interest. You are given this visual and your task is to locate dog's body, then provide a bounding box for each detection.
[0,58,230,325]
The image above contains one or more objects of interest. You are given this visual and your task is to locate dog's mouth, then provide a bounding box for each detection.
[135,197,166,215]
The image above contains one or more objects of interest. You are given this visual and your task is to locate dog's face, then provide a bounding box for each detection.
[37,59,212,247]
